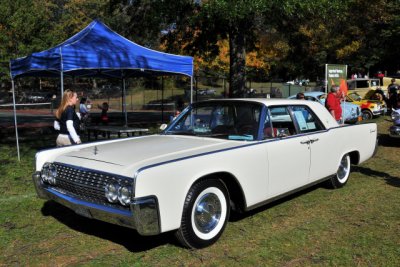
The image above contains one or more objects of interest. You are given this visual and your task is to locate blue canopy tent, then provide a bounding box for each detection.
[9,20,194,160]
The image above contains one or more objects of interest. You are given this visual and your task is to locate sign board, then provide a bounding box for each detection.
[325,64,347,93]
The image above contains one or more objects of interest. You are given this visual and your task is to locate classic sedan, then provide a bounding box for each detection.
[288,91,361,123]
[32,99,378,248]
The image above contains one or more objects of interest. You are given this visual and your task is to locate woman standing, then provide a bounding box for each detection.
[54,89,82,146]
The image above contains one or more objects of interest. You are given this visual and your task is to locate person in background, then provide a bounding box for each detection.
[170,110,181,122]
[98,102,109,125]
[387,78,399,112]
[296,92,305,99]
[325,86,343,124]
[54,89,81,146]
[79,97,89,118]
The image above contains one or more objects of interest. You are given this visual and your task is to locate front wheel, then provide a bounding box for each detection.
[362,109,373,120]
[328,154,351,188]
[175,179,230,248]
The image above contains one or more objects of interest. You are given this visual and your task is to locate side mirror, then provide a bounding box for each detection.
[159,124,168,131]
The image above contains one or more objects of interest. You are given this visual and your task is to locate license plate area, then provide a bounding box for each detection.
[75,206,92,218]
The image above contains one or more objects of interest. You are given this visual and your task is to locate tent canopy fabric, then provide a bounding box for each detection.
[10,20,193,79]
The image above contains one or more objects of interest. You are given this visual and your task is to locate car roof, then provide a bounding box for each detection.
[288,91,325,99]
[195,98,339,129]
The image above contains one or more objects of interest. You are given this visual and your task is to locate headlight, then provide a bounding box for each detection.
[118,186,132,206]
[41,163,57,185]
[105,183,119,203]
[105,183,133,205]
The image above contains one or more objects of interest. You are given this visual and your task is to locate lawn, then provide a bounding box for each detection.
[0,117,399,266]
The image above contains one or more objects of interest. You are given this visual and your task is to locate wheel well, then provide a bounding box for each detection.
[348,151,360,165]
[197,172,246,213]
[362,108,373,114]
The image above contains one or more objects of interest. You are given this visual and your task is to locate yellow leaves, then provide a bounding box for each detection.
[336,40,362,59]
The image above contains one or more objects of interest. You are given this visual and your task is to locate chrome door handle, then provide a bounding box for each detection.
[300,140,310,144]
[310,138,319,143]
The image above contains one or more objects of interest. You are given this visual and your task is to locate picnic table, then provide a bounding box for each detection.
[86,125,149,140]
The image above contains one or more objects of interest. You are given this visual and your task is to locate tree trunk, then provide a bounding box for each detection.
[229,27,246,97]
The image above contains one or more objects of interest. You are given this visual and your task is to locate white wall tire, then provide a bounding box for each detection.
[175,179,230,248]
[329,154,351,188]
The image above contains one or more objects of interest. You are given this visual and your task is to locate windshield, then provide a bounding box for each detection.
[164,101,263,141]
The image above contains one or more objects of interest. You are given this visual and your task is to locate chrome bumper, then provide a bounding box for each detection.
[373,109,385,116]
[32,172,160,236]
[389,125,400,138]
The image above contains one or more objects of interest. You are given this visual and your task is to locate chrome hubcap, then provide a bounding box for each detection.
[337,156,349,181]
[194,193,221,234]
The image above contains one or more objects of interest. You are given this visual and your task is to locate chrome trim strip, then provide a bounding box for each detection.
[65,156,124,166]
[246,175,332,211]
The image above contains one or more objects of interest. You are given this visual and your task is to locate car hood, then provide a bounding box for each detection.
[54,135,241,177]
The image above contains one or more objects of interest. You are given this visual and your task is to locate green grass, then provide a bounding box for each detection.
[1,117,399,266]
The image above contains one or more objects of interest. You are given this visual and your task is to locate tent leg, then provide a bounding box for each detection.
[60,71,64,96]
[11,79,20,162]
[161,76,164,123]
[123,78,127,126]
[190,75,193,104]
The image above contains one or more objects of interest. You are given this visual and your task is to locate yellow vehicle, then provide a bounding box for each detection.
[347,78,385,98]
[346,92,386,120]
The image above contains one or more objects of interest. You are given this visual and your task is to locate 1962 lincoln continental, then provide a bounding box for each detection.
[32,99,378,248]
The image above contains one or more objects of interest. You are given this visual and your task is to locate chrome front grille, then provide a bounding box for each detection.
[50,162,133,210]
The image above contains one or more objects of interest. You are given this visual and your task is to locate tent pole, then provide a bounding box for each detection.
[11,78,21,162]
[60,47,64,96]
[190,75,193,104]
[161,76,164,123]
[123,78,127,126]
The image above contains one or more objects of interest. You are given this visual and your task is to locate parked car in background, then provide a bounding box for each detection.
[197,88,216,95]
[347,78,383,97]
[346,92,386,120]
[288,91,361,124]
[389,108,400,138]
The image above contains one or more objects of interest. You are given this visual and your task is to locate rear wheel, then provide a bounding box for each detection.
[175,179,230,248]
[328,154,351,188]
[362,109,373,120]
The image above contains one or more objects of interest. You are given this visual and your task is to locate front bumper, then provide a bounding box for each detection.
[32,172,160,236]
[389,125,400,138]
[373,109,386,116]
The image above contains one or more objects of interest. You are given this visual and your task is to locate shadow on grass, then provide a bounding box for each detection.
[378,133,400,147]
[41,201,177,252]
[352,165,400,188]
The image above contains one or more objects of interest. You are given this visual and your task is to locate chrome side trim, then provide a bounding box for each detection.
[245,175,332,211]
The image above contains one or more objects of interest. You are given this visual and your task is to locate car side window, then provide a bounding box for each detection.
[291,106,324,133]
[264,106,297,138]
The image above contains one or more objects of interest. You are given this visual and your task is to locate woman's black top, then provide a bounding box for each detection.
[59,106,80,135]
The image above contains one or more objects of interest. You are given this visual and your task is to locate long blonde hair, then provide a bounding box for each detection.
[55,89,76,119]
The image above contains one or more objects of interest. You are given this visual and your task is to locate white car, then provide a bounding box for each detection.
[32,99,378,248]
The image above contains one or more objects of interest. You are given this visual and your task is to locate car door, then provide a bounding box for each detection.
[290,105,339,182]
[263,106,311,198]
